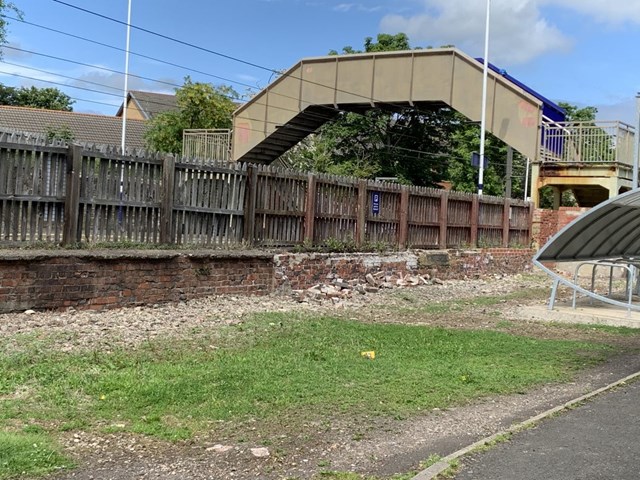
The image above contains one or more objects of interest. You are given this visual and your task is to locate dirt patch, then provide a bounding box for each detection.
[2,273,639,480]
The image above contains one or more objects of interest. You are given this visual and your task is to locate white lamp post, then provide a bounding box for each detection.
[121,0,132,152]
[633,92,640,189]
[478,0,491,196]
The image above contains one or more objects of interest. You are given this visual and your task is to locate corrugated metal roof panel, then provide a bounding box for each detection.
[535,190,640,262]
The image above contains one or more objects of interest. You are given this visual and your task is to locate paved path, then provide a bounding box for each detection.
[454,379,640,480]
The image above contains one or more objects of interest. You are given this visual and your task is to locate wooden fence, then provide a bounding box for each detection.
[0,135,532,249]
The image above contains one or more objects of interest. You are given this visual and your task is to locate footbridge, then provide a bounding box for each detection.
[231,48,636,208]
[232,48,543,164]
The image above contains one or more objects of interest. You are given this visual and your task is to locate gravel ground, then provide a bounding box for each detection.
[2,273,640,480]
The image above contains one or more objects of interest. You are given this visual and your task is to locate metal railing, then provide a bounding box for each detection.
[540,120,635,165]
[182,128,232,164]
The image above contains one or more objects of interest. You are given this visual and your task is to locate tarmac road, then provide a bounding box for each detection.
[454,379,640,480]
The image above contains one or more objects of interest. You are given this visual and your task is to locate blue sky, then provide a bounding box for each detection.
[3,0,639,123]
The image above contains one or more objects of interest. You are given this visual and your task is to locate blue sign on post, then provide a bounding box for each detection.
[372,191,380,215]
[471,152,489,168]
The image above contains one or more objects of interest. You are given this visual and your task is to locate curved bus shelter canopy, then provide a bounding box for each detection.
[535,190,640,263]
[534,189,640,312]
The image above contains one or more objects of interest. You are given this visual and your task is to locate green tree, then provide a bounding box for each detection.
[45,124,74,142]
[0,2,22,57]
[557,102,597,122]
[329,33,411,55]
[0,85,74,110]
[145,77,238,154]
[445,114,533,198]
[17,86,73,110]
[285,34,455,187]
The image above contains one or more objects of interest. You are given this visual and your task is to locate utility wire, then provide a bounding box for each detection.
[0,64,523,169]
[7,7,522,168]
[53,0,277,74]
[23,5,496,147]
[2,13,347,120]
[0,51,334,122]
[51,0,449,117]
[3,45,182,90]
[1,14,263,92]
[0,68,486,166]
[0,62,523,170]
[1,60,124,93]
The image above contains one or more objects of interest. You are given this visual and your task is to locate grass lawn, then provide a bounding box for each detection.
[0,312,615,478]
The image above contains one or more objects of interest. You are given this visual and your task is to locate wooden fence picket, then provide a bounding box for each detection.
[0,137,532,249]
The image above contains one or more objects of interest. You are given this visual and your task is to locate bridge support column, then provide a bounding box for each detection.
[552,187,562,211]
[530,163,541,207]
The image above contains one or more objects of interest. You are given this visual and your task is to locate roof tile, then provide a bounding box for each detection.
[0,106,148,148]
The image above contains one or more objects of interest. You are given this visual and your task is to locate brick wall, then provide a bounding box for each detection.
[0,248,535,313]
[532,207,589,248]
[0,251,273,313]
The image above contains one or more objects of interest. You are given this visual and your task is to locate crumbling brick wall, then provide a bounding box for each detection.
[274,249,535,291]
[0,248,535,313]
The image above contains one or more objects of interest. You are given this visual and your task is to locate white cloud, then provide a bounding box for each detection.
[236,73,260,84]
[542,0,640,24]
[3,42,31,59]
[380,0,572,64]
[334,3,382,13]
[593,97,637,125]
[72,68,178,95]
[0,63,61,86]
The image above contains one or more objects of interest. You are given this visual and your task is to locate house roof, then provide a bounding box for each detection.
[116,91,178,120]
[0,105,149,149]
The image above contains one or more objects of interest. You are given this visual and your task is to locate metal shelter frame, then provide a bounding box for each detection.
[534,189,640,313]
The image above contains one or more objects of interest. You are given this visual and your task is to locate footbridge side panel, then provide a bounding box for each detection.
[232,49,543,164]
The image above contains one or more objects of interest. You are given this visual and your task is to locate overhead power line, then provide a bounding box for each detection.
[1,14,263,93]
[3,45,182,90]
[50,0,441,116]
[8,6,527,171]
[53,0,277,74]
[45,0,511,152]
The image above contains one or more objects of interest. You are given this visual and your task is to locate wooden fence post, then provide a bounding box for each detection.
[398,186,409,249]
[160,155,175,244]
[243,165,258,246]
[438,190,448,250]
[356,180,367,246]
[62,144,82,246]
[502,198,511,247]
[304,173,316,245]
[470,195,479,248]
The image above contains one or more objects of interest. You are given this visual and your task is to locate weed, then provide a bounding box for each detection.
[0,431,73,478]
[194,266,211,276]
[496,320,515,329]
[437,458,460,479]
[552,323,640,336]
[420,453,443,468]
[472,432,512,454]
[395,291,417,303]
